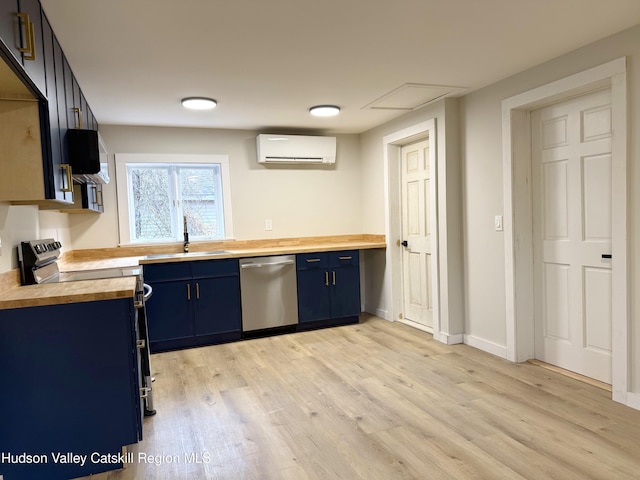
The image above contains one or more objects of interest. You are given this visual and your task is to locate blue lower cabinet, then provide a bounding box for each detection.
[194,276,242,336]
[0,298,141,480]
[296,268,332,322]
[145,280,193,342]
[296,250,361,330]
[144,259,242,352]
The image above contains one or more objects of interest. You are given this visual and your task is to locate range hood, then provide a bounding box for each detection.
[67,129,110,184]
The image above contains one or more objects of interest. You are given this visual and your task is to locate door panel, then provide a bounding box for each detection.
[532,88,612,383]
[401,139,433,328]
[584,267,612,353]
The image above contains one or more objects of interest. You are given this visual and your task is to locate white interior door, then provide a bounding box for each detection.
[532,88,613,383]
[400,139,433,329]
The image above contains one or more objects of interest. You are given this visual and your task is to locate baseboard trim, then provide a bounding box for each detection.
[626,391,640,411]
[463,334,508,359]
[433,332,464,345]
[371,308,389,321]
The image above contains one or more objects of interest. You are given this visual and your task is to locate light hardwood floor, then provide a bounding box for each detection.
[83,314,640,479]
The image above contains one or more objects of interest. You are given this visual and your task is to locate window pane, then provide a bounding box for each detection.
[179,166,224,239]
[129,166,173,241]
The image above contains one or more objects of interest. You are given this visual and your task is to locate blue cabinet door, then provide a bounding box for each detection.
[330,266,361,318]
[144,260,241,350]
[18,0,46,94]
[145,280,193,342]
[297,250,360,325]
[0,298,140,480]
[297,268,332,322]
[0,1,21,63]
[194,276,242,335]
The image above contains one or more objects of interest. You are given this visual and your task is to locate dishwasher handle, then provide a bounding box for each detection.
[241,259,295,269]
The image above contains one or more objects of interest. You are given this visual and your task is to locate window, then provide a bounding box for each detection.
[115,154,233,245]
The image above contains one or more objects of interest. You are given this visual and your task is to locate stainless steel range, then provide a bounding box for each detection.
[18,238,157,416]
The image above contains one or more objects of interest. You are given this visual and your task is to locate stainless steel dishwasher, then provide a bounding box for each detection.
[239,255,299,332]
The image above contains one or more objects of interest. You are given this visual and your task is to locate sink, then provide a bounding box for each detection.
[144,251,230,259]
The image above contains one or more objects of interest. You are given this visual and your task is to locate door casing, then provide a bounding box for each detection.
[383,119,455,343]
[501,58,629,404]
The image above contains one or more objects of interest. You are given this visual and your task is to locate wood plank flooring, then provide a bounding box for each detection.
[82,314,640,480]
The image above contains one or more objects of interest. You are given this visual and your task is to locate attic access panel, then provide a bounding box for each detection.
[363,83,462,111]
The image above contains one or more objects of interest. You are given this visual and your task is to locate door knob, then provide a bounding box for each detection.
[401,240,408,247]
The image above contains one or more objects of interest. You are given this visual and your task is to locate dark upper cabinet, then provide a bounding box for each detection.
[52,34,69,166]
[41,11,71,202]
[0,0,101,206]
[0,1,20,62]
[0,0,46,93]
[77,182,103,212]
[18,0,46,94]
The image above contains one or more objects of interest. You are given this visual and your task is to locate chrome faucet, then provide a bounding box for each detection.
[183,215,189,253]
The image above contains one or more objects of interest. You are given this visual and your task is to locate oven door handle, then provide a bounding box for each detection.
[143,283,153,301]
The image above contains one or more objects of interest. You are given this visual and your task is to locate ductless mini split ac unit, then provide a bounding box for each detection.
[256,134,336,164]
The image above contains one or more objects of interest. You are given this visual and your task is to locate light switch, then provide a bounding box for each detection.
[265,219,273,231]
[495,215,503,231]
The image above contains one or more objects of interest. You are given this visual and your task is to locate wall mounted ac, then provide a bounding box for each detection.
[257,134,336,164]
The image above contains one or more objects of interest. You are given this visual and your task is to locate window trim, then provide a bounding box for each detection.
[114,153,234,245]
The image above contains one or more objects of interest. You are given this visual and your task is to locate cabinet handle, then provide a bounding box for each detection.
[187,283,191,300]
[96,187,104,207]
[140,387,151,399]
[17,13,36,61]
[196,282,200,299]
[60,164,73,192]
[338,256,352,260]
[332,271,336,286]
[306,258,321,263]
[325,271,329,286]
[72,107,83,129]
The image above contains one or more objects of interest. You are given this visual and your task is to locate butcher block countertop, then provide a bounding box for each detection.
[0,235,385,310]
[0,277,137,311]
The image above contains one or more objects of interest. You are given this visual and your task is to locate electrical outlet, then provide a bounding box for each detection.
[265,219,273,231]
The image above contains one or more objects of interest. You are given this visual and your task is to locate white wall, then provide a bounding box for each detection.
[359,99,465,335]
[359,24,640,394]
[70,126,362,249]
[0,203,39,273]
[460,25,639,391]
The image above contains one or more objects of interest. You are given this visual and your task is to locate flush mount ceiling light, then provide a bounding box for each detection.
[309,105,340,117]
[181,97,217,110]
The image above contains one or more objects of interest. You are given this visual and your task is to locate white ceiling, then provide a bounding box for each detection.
[40,0,640,134]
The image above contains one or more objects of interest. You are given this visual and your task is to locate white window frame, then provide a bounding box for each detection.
[115,153,234,245]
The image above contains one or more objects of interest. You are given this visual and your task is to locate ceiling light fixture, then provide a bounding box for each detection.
[309,105,340,117]
[181,97,217,110]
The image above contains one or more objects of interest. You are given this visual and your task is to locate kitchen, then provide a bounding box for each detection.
[2,1,640,479]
